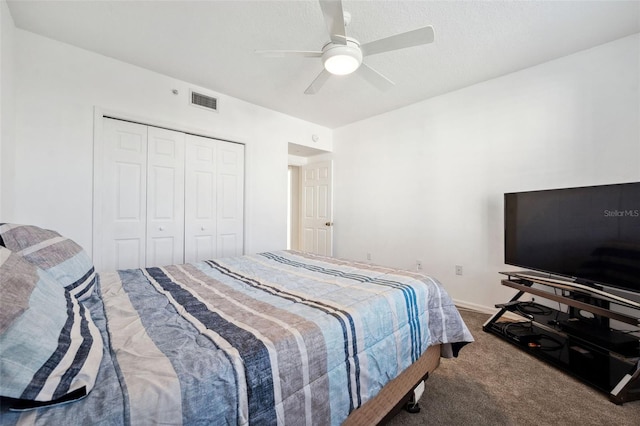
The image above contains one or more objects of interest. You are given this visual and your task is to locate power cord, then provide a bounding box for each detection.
[496,321,565,351]
[515,301,553,317]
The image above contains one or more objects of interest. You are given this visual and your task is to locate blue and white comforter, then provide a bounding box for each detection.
[1,251,473,425]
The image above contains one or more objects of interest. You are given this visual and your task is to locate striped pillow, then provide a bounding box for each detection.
[0,246,103,409]
[0,224,96,301]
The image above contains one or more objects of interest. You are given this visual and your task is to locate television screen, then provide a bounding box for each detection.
[504,182,640,294]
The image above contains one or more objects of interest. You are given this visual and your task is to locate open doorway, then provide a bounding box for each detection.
[287,165,300,250]
[288,142,332,255]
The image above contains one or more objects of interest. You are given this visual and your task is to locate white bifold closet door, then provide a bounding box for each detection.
[146,127,185,267]
[101,119,149,270]
[98,117,244,271]
[215,139,245,258]
[184,134,244,262]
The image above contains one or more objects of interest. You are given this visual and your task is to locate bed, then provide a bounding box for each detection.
[0,224,473,425]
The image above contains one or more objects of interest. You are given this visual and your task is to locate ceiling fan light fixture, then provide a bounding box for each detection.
[322,43,362,75]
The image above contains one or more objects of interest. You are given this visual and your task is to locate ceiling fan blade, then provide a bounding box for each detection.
[357,63,395,91]
[319,0,347,44]
[304,69,332,95]
[360,26,435,57]
[255,50,322,58]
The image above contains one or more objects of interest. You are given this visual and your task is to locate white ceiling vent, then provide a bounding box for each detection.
[190,90,218,112]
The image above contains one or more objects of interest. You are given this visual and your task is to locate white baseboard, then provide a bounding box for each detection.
[453,299,522,321]
[453,299,494,314]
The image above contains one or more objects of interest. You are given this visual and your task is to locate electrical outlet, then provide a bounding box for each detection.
[455,265,463,276]
[416,260,423,271]
[366,253,372,261]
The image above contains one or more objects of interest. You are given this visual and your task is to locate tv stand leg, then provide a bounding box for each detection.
[482,289,526,332]
[610,364,640,405]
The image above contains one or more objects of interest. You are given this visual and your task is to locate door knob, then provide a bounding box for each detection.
[325,222,333,227]
[159,226,164,231]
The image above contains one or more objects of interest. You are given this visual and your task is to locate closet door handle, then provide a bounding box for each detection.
[159,226,165,231]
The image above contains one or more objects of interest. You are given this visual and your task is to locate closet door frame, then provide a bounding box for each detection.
[93,107,246,271]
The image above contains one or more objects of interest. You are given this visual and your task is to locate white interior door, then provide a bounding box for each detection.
[301,160,333,256]
[217,142,245,258]
[146,127,185,267]
[101,118,148,270]
[184,135,217,263]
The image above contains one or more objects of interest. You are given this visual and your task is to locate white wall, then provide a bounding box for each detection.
[332,34,640,312]
[6,29,331,256]
[0,0,16,218]
[6,23,639,311]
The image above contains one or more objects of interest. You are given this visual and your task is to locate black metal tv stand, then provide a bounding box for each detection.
[483,272,640,404]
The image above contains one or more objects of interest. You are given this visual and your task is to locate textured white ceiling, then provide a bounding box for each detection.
[7,0,640,129]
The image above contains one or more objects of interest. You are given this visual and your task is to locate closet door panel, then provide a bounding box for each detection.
[101,118,148,270]
[184,135,217,263]
[146,127,185,267]
[217,142,245,258]
[97,118,244,269]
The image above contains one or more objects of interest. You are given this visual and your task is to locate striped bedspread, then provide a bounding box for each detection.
[2,251,472,426]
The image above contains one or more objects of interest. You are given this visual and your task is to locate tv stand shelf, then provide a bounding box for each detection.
[483,272,640,405]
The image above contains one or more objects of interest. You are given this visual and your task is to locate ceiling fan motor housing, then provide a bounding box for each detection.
[322,39,362,75]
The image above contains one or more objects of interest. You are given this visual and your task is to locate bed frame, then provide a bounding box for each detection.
[343,344,441,425]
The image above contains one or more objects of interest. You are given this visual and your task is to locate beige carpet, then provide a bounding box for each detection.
[387,309,640,426]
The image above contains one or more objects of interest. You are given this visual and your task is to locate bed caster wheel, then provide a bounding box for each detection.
[404,402,421,414]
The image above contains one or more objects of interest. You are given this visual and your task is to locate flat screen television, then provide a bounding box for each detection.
[504,182,640,296]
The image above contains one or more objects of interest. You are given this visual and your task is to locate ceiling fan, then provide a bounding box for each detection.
[255,0,435,94]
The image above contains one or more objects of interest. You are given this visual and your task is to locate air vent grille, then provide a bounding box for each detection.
[190,91,218,112]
